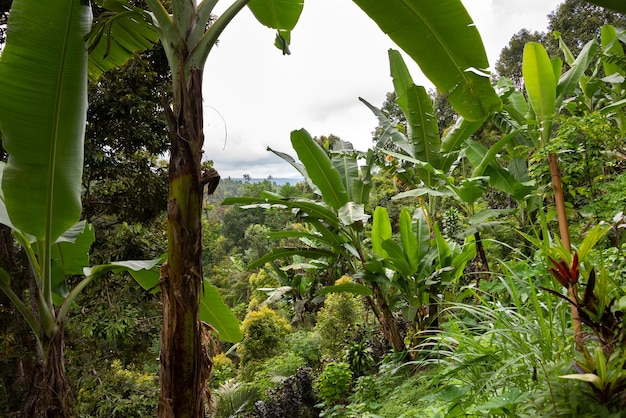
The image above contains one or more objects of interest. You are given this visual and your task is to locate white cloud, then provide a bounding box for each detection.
[203,0,564,179]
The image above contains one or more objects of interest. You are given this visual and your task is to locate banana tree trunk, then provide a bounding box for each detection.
[370,283,406,355]
[547,153,583,349]
[158,67,211,417]
[42,326,73,418]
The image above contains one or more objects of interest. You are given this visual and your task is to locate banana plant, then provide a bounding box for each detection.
[223,131,435,351]
[363,51,523,279]
[0,2,92,414]
[366,206,475,342]
[522,40,598,250]
[562,25,626,131]
[87,1,306,414]
[0,2,243,415]
[352,0,501,122]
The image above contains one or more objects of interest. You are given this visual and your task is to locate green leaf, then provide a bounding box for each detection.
[413,208,430,261]
[267,229,343,248]
[601,25,625,78]
[87,0,159,81]
[382,239,412,277]
[85,257,164,291]
[440,117,484,172]
[469,209,515,225]
[452,177,488,205]
[361,97,414,156]
[388,49,415,115]
[405,84,441,186]
[523,42,556,145]
[352,0,501,121]
[399,209,419,273]
[223,195,340,229]
[338,202,370,226]
[52,221,95,276]
[0,0,91,243]
[372,207,392,258]
[0,164,15,231]
[434,223,451,264]
[248,0,304,53]
[351,179,372,205]
[465,140,533,201]
[557,40,598,101]
[577,223,611,263]
[559,373,604,390]
[248,0,303,31]
[267,146,313,191]
[331,140,359,200]
[291,129,348,210]
[0,267,9,286]
[473,388,525,412]
[200,280,243,343]
[248,248,336,270]
[318,283,373,296]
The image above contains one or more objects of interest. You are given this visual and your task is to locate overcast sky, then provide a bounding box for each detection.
[202,0,563,179]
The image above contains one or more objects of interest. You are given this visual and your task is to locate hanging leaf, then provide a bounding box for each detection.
[352,0,501,121]
[200,281,243,343]
[291,129,349,210]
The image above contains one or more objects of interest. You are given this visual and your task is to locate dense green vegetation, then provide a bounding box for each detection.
[1,0,626,417]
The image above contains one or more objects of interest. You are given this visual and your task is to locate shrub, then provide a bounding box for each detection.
[76,359,158,417]
[248,269,281,312]
[286,330,322,367]
[315,362,353,406]
[212,380,259,418]
[253,367,318,418]
[209,352,235,388]
[238,306,291,367]
[315,276,365,357]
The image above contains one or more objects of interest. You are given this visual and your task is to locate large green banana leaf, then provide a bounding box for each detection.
[352,0,501,121]
[388,50,441,179]
[88,0,159,81]
[0,0,91,243]
[291,129,349,210]
[248,0,303,30]
[522,42,556,146]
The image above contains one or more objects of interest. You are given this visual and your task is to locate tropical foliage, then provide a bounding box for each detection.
[0,0,625,417]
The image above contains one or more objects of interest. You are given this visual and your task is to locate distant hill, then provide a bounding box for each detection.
[222,176,304,186]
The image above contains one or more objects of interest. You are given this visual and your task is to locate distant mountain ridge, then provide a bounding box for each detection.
[223,176,304,186]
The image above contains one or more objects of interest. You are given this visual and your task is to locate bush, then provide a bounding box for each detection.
[253,367,318,418]
[247,269,281,312]
[76,359,158,417]
[286,330,322,367]
[238,306,290,367]
[315,276,365,357]
[315,362,353,406]
[209,352,235,388]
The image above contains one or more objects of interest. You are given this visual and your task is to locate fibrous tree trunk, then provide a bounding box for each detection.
[369,283,406,356]
[42,326,73,418]
[158,66,211,417]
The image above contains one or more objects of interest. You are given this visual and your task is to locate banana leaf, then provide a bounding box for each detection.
[352,0,501,121]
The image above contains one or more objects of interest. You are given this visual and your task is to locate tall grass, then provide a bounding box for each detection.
[407,250,576,416]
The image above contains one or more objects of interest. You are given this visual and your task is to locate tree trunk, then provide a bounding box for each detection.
[42,326,74,418]
[158,67,211,418]
[370,283,406,355]
[548,153,583,350]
